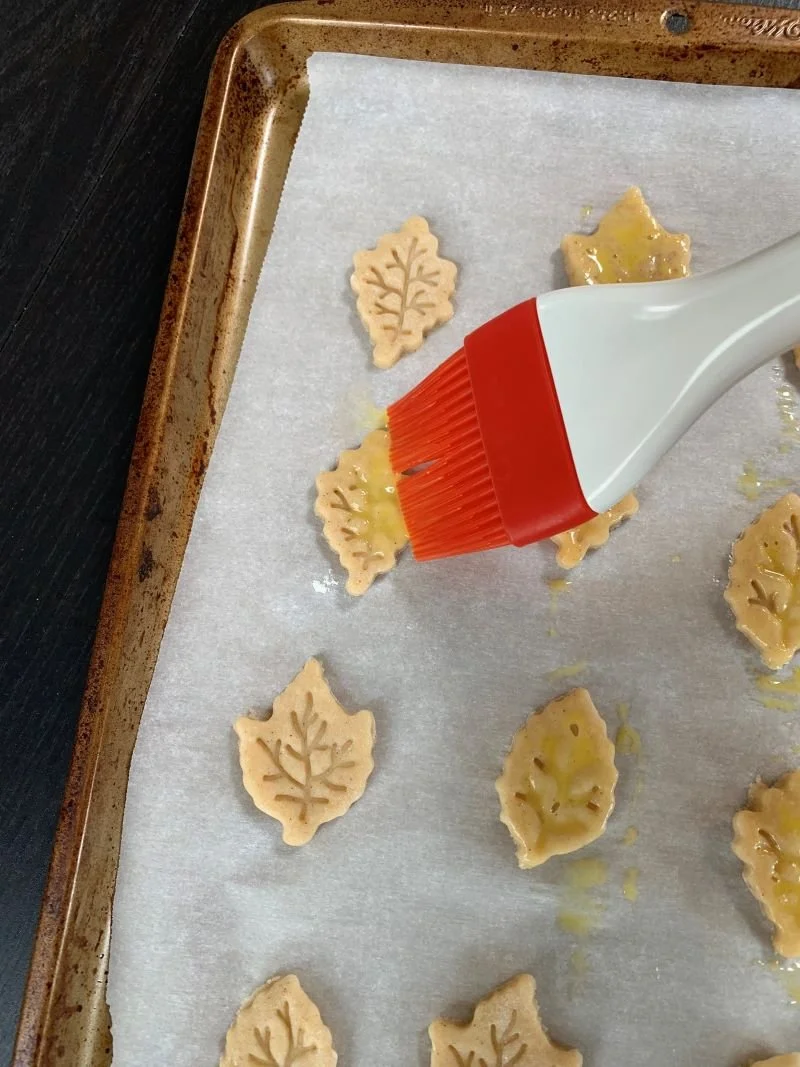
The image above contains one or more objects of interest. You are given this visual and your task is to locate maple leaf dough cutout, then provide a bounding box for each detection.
[315,428,408,596]
[234,659,376,846]
[496,689,618,868]
[733,771,800,958]
[220,974,337,1067]
[561,186,691,287]
[351,216,457,369]
[429,974,582,1067]
[752,1057,800,1067]
[724,492,800,669]
[554,188,691,567]
[551,494,639,570]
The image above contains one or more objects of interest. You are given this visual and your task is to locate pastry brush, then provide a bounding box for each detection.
[387,232,800,561]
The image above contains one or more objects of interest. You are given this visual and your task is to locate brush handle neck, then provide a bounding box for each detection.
[681,231,800,391]
[539,232,800,514]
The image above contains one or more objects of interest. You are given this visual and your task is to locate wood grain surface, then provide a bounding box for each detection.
[0,0,797,1060]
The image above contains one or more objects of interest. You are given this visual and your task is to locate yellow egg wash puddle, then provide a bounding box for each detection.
[737,461,792,502]
[567,946,589,998]
[545,661,587,683]
[557,857,608,937]
[615,702,642,757]
[335,384,388,439]
[777,385,800,451]
[759,958,800,1006]
[546,577,571,637]
[754,668,800,713]
[670,554,682,563]
[622,867,639,903]
[623,825,639,846]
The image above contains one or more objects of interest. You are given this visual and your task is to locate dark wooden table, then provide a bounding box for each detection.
[1,0,798,1060]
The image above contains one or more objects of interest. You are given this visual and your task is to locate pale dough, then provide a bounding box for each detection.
[733,771,800,958]
[551,494,639,569]
[234,659,375,846]
[351,216,457,369]
[751,1057,800,1067]
[429,973,582,1067]
[496,688,618,869]
[315,428,408,596]
[220,974,337,1067]
[561,186,691,286]
[724,492,800,669]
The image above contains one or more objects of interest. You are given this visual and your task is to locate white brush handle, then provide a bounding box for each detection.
[537,232,800,514]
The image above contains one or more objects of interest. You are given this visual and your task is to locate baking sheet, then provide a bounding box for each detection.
[107,53,800,1066]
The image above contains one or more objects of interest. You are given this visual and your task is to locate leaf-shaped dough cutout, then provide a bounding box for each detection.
[429,974,582,1067]
[724,493,800,669]
[794,345,800,370]
[551,493,639,569]
[560,186,691,286]
[496,689,618,868]
[753,1057,800,1067]
[351,216,457,369]
[315,428,408,596]
[234,659,375,846]
[220,974,337,1067]
[733,771,800,958]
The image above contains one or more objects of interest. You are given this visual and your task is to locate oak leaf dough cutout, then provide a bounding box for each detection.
[315,428,408,596]
[234,659,375,846]
[351,216,457,369]
[220,974,337,1067]
[429,974,582,1067]
[733,770,800,958]
[555,187,691,566]
[496,688,617,868]
[724,492,800,669]
[751,1058,800,1067]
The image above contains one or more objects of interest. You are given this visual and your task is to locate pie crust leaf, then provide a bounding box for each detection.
[560,186,691,287]
[351,216,457,369]
[429,974,582,1067]
[234,659,376,846]
[551,494,639,569]
[220,974,337,1067]
[496,689,618,869]
[733,771,800,958]
[315,429,408,596]
[724,493,800,669]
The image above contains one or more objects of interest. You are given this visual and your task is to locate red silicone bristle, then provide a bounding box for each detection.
[388,348,508,561]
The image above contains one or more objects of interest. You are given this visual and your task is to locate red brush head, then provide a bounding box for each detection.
[387,299,594,562]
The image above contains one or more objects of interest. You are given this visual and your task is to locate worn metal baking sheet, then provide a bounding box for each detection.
[13,2,800,1065]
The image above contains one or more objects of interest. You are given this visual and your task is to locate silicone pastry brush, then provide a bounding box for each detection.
[387,232,800,561]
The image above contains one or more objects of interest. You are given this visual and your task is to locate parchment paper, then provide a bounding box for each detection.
[107,53,800,1066]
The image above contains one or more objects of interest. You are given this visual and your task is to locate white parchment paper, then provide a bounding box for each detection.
[107,54,800,1066]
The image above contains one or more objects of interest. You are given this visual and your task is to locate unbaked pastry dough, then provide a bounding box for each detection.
[220,974,337,1067]
[752,1057,800,1067]
[234,659,375,846]
[315,428,408,596]
[733,771,800,958]
[351,216,457,369]
[561,186,691,286]
[724,493,800,669]
[551,494,639,569]
[496,688,617,868]
[429,974,582,1067]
